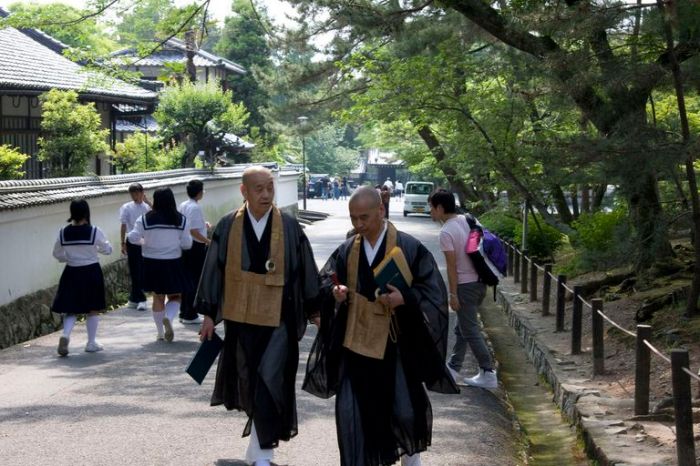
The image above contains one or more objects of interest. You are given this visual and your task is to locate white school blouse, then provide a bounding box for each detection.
[53,225,113,267]
[128,212,193,260]
[119,201,151,238]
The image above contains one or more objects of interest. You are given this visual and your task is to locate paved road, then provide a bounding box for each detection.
[0,197,519,466]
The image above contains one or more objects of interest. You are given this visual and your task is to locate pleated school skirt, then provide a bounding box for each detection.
[51,263,106,314]
[142,257,190,295]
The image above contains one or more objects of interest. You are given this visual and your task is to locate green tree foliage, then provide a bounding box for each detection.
[0,144,29,180]
[37,90,110,177]
[6,2,116,54]
[570,209,633,272]
[114,0,175,45]
[154,81,249,167]
[112,132,184,173]
[214,0,272,133]
[302,123,360,176]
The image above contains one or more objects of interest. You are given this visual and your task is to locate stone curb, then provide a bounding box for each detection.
[496,286,676,466]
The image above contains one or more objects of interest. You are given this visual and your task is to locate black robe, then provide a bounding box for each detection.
[195,208,320,449]
[303,230,458,466]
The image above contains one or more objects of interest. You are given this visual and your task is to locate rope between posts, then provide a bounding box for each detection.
[644,339,672,364]
[578,295,592,309]
[597,309,636,338]
[562,282,574,294]
[682,367,700,383]
[534,262,546,272]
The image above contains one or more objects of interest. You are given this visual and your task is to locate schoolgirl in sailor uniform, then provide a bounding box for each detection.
[52,199,112,356]
[128,187,192,342]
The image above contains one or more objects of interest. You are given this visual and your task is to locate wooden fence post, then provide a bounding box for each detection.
[571,285,582,354]
[592,298,605,375]
[671,349,696,466]
[556,275,566,332]
[529,260,537,302]
[507,242,514,277]
[520,250,529,294]
[542,264,552,316]
[513,248,520,284]
[635,325,651,416]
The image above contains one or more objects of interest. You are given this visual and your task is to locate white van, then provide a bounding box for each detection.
[402,181,434,216]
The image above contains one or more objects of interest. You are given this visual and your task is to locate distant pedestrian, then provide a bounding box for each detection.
[383,177,394,192]
[395,180,404,198]
[429,189,497,388]
[380,185,391,219]
[178,180,210,325]
[333,178,340,200]
[52,199,113,356]
[128,188,192,342]
[119,183,151,311]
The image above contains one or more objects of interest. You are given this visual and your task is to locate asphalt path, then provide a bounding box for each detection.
[0,197,519,466]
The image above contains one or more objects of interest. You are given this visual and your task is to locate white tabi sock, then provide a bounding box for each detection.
[62,315,77,338]
[245,423,274,465]
[86,315,99,344]
[164,300,179,324]
[152,311,165,335]
[401,453,422,466]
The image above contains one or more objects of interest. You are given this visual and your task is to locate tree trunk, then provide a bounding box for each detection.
[656,0,700,316]
[570,186,580,220]
[581,185,590,213]
[628,172,673,271]
[551,184,574,225]
[592,184,606,211]
[185,29,197,83]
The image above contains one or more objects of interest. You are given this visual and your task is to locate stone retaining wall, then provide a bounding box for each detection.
[0,259,129,349]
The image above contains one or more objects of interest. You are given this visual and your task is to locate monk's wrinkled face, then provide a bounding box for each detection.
[349,195,385,240]
[242,171,275,217]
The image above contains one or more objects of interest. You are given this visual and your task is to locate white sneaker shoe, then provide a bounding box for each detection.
[446,363,459,383]
[463,369,498,389]
[179,316,202,325]
[85,341,104,353]
[156,333,165,341]
[57,336,69,356]
[163,317,174,342]
[136,301,147,311]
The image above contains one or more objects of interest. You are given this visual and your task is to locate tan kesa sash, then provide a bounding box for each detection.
[344,222,399,360]
[222,204,285,327]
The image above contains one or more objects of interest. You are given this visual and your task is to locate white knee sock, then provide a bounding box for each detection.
[152,311,165,334]
[401,453,422,466]
[245,423,274,464]
[62,315,77,338]
[164,300,179,323]
[86,315,99,344]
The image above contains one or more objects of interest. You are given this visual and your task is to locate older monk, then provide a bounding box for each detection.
[196,166,320,466]
[304,186,458,466]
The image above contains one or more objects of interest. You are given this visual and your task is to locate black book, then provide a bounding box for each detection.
[186,332,223,385]
[373,246,413,297]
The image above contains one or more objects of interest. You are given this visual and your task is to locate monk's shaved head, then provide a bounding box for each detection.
[242,166,273,186]
[349,186,381,209]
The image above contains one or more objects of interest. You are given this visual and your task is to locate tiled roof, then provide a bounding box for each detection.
[0,27,157,104]
[0,166,282,212]
[115,115,159,132]
[112,38,246,75]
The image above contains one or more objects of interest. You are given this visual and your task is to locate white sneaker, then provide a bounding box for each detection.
[85,341,104,353]
[156,333,165,341]
[253,461,271,466]
[57,336,69,356]
[401,453,422,466]
[446,363,459,383]
[163,317,174,342]
[463,369,498,389]
[179,316,202,325]
[126,301,138,309]
[136,301,147,311]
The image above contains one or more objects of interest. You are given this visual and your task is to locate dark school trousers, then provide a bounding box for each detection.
[180,241,207,319]
[126,241,146,303]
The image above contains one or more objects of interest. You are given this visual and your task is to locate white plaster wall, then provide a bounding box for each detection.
[0,169,299,307]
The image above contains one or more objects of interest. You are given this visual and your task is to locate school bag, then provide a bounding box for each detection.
[464,214,507,295]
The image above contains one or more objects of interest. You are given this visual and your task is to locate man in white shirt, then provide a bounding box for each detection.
[395,180,404,198]
[119,183,151,310]
[383,177,394,192]
[178,179,210,324]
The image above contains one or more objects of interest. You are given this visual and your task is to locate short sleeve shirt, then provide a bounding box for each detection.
[439,216,479,284]
[179,199,207,242]
[119,201,150,234]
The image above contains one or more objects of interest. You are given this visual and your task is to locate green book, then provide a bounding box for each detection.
[373,246,413,298]
[186,332,223,385]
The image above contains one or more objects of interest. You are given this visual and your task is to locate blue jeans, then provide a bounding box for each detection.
[448,282,493,371]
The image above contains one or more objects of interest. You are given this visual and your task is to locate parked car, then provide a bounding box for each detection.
[307,174,329,198]
[403,181,434,216]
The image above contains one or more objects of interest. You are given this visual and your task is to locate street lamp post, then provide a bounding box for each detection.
[297,116,309,211]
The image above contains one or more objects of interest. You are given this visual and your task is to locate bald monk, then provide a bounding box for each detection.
[304,186,458,466]
[196,166,320,466]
